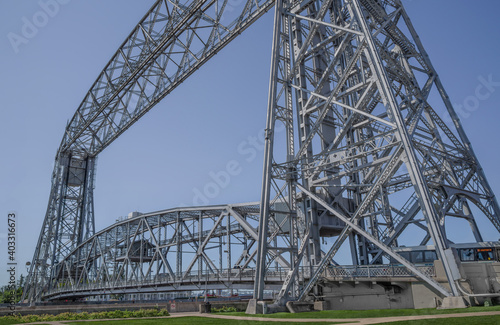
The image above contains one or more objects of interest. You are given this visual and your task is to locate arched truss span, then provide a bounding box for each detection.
[43,202,292,300]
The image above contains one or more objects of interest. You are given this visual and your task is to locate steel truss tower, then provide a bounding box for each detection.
[24,0,500,306]
[254,0,500,304]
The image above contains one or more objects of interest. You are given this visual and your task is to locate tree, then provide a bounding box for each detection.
[0,275,24,303]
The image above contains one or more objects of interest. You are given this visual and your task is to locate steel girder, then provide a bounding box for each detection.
[24,0,275,302]
[255,0,500,304]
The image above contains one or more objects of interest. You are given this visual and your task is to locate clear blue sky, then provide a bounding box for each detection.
[1,0,500,285]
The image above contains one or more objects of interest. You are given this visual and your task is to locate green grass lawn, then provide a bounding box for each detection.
[0,308,170,324]
[214,305,500,319]
[64,317,343,325]
[381,315,500,325]
[0,320,25,325]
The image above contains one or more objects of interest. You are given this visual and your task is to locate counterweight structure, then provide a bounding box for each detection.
[23,0,500,307]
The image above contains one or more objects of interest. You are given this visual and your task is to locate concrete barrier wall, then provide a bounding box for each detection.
[321,281,415,310]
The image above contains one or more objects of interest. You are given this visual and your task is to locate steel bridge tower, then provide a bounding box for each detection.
[252,0,500,307]
[24,0,500,308]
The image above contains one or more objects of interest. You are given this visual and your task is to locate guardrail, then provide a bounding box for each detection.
[325,264,435,278]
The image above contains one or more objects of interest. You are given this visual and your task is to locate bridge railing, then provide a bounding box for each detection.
[45,267,291,297]
[325,264,435,278]
[44,264,435,298]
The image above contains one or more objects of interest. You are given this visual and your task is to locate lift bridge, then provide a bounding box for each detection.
[23,0,500,310]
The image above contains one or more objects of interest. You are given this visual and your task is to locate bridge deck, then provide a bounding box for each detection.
[44,264,435,300]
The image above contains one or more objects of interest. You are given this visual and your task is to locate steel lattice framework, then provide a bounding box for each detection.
[24,0,500,307]
[41,202,439,302]
[254,0,500,304]
[43,203,286,300]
